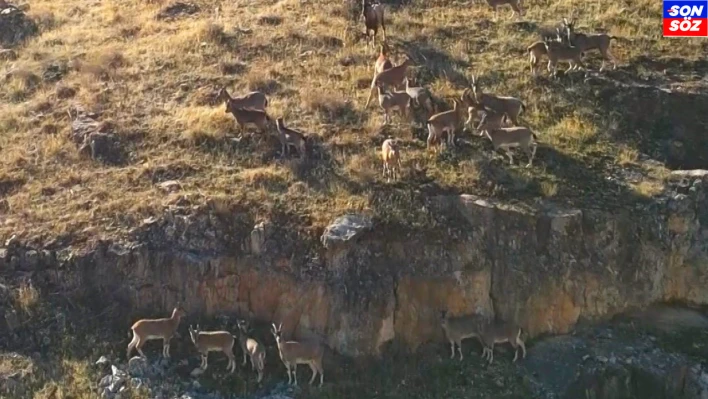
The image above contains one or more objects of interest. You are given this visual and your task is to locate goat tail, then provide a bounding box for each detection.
[532,132,539,141]
[520,101,527,115]
[264,97,269,108]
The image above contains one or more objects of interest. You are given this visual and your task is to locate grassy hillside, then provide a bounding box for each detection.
[1,0,707,247]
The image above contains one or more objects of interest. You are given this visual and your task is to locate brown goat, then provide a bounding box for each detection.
[381,138,402,181]
[271,323,325,387]
[365,57,414,108]
[218,88,268,112]
[543,31,586,77]
[225,105,272,133]
[237,319,266,383]
[127,306,186,360]
[478,320,527,365]
[467,75,526,125]
[562,18,617,71]
[374,42,393,74]
[485,0,523,20]
[275,117,307,159]
[527,41,548,76]
[362,0,386,48]
[427,99,465,152]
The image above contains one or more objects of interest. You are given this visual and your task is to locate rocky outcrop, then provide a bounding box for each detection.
[71,108,125,165]
[0,4,37,48]
[1,171,707,358]
[523,323,708,399]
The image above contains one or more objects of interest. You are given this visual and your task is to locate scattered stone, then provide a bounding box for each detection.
[190,367,204,377]
[156,2,200,20]
[157,180,182,193]
[0,48,16,60]
[42,63,65,82]
[596,355,608,363]
[127,356,149,377]
[5,234,18,247]
[99,375,113,388]
[78,132,123,164]
[70,109,101,144]
[321,213,373,248]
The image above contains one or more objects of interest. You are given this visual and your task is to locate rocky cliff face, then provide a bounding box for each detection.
[2,171,707,358]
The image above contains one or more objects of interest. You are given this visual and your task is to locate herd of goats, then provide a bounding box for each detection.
[121,0,619,388]
[217,0,619,182]
[126,306,526,387]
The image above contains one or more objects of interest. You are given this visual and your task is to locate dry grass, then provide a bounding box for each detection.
[0,0,703,246]
[14,282,40,315]
[631,180,665,198]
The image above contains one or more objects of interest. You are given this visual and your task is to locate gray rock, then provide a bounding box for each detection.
[99,375,113,388]
[95,356,110,367]
[158,180,182,193]
[0,4,37,48]
[79,132,122,164]
[248,221,272,255]
[129,378,144,389]
[70,111,100,145]
[111,365,127,378]
[128,356,149,377]
[321,214,373,248]
[4,309,19,333]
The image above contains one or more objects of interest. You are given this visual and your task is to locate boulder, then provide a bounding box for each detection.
[0,4,37,48]
[78,132,122,164]
[321,214,372,249]
[127,357,149,377]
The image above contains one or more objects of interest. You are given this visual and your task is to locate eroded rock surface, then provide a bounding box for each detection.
[1,172,707,358]
[522,323,708,399]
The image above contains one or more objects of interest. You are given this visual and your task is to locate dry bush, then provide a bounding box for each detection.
[238,166,294,192]
[258,14,283,26]
[176,107,235,142]
[219,59,247,75]
[540,180,559,198]
[30,10,58,32]
[631,180,665,197]
[14,281,39,314]
[346,153,380,184]
[5,69,41,102]
[617,147,639,166]
[302,90,357,123]
[74,49,127,80]
[199,22,228,45]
